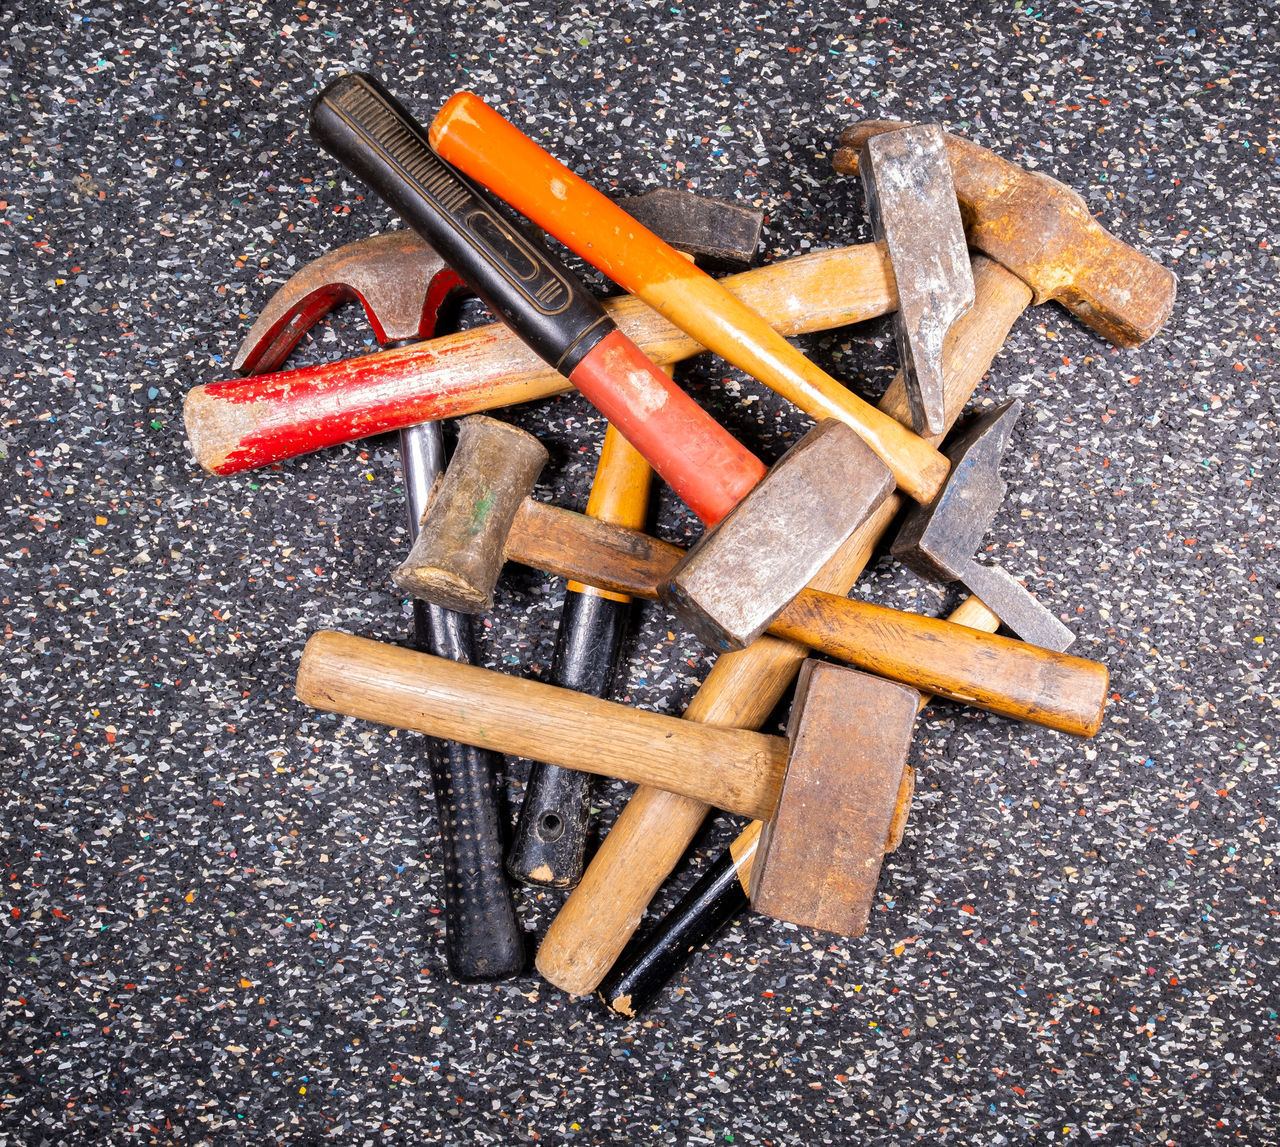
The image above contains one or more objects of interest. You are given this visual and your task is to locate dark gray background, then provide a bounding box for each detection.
[3,2,1276,1143]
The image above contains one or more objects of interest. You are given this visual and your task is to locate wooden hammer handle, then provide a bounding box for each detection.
[297,631,789,822]
[535,256,1035,996]
[184,243,894,476]
[429,92,949,504]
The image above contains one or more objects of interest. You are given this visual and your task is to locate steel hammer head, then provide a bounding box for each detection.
[753,661,920,937]
[834,122,1177,347]
[892,400,1020,584]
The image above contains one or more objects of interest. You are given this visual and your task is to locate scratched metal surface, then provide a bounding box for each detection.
[3,3,1276,1142]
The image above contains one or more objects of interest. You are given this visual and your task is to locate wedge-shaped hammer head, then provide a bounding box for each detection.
[892,400,1074,651]
[860,124,975,437]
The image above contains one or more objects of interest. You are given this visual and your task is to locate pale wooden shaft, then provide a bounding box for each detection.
[296,631,789,821]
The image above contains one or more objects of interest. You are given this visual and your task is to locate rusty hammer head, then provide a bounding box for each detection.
[890,400,1074,651]
[395,415,895,649]
[834,122,1177,347]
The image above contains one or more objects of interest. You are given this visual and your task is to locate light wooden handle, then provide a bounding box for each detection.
[185,243,894,476]
[430,92,949,503]
[535,257,1035,995]
[296,631,789,821]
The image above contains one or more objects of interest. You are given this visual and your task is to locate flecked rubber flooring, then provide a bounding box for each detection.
[2,3,1276,1143]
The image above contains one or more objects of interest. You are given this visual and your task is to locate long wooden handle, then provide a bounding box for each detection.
[184,243,895,476]
[508,425,653,888]
[597,596,1002,1016]
[493,498,1106,737]
[536,256,1035,995]
[296,631,789,821]
[430,92,949,504]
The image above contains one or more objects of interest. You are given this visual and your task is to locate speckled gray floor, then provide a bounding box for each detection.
[3,2,1277,1143]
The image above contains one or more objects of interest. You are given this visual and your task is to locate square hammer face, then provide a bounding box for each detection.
[661,420,895,651]
[752,661,919,938]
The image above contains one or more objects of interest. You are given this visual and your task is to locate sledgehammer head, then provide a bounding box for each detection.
[752,661,920,937]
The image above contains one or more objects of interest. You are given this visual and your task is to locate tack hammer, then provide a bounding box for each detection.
[296,632,922,939]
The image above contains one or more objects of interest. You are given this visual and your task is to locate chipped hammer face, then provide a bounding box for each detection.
[860,125,975,438]
[661,420,896,652]
[891,400,1074,651]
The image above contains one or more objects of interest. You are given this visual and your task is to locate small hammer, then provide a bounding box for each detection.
[296,632,922,939]
[394,415,1109,738]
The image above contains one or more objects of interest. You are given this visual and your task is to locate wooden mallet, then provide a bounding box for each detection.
[296,631,921,939]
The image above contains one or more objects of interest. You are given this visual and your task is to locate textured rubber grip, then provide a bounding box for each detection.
[400,420,524,982]
[309,72,611,373]
[506,589,632,888]
[597,844,750,1018]
[413,598,526,981]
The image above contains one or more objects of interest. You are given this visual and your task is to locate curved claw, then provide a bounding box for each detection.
[232,230,465,375]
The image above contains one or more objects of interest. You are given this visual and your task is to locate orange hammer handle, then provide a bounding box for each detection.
[429,92,949,505]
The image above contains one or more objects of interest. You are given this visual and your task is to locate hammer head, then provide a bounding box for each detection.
[661,420,895,652]
[392,416,549,613]
[752,661,920,937]
[891,400,1020,583]
[860,125,975,437]
[233,230,466,372]
[834,122,1177,348]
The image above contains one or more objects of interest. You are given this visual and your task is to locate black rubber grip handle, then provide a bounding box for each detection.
[506,589,632,888]
[412,598,527,981]
[309,72,612,373]
[596,844,750,1017]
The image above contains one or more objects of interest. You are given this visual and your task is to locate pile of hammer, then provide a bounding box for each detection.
[184,74,1175,1015]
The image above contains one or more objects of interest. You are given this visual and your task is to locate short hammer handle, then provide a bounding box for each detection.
[297,631,790,823]
[430,91,949,504]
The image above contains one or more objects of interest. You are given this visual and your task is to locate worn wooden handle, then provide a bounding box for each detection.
[184,243,894,476]
[536,256,1036,996]
[430,92,949,504]
[297,631,789,821]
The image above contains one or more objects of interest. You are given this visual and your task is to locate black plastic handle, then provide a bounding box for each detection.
[411,598,526,980]
[596,843,750,1017]
[506,588,632,888]
[309,72,613,374]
